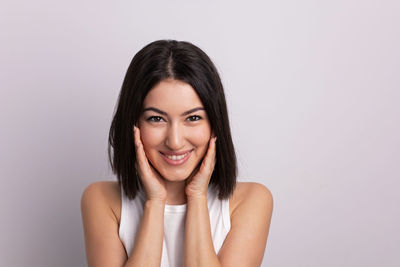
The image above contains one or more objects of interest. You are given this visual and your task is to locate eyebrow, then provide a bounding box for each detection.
[142,107,205,116]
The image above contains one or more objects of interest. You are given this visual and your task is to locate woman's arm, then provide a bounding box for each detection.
[125,199,165,266]
[183,182,273,267]
[81,181,165,267]
[184,195,221,267]
[184,137,220,266]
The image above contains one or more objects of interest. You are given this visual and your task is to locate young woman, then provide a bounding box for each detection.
[81,40,273,267]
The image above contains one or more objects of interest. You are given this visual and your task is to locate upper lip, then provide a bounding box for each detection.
[161,149,193,156]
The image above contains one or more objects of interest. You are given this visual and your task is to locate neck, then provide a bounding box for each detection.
[164,180,187,205]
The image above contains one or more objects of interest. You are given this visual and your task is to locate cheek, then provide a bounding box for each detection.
[138,125,165,153]
[187,126,211,151]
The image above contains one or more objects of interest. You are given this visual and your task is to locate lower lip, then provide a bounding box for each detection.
[161,151,192,166]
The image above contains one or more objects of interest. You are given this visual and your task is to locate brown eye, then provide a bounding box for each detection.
[186,115,202,122]
[147,116,164,122]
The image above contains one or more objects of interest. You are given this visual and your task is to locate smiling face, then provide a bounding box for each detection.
[138,79,212,182]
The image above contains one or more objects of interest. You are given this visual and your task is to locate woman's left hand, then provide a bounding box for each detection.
[185,136,217,198]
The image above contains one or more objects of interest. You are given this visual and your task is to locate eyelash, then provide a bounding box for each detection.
[187,115,202,122]
[146,116,164,123]
[145,115,202,123]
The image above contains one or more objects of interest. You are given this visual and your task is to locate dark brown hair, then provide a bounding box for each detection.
[108,40,237,200]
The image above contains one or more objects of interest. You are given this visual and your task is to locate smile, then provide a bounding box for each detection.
[160,150,193,166]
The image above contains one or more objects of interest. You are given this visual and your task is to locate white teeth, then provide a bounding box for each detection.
[166,152,188,161]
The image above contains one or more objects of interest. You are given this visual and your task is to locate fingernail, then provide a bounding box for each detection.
[214,137,217,142]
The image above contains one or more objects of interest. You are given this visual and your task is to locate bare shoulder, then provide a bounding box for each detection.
[81,181,122,224]
[81,181,127,266]
[230,182,273,218]
[219,182,273,266]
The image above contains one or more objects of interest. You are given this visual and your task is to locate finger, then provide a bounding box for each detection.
[133,126,152,174]
[200,137,217,175]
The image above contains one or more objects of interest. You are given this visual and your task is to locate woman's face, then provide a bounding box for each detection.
[138,79,212,182]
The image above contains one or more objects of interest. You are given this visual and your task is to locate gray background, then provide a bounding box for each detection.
[1,0,399,266]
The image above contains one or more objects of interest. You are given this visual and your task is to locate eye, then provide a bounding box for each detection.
[186,115,202,122]
[146,116,164,122]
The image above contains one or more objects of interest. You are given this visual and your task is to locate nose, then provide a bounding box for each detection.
[165,123,185,150]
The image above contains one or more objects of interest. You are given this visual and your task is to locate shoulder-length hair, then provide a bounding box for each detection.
[108,40,237,200]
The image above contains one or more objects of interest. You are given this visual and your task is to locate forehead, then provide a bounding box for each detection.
[143,79,204,111]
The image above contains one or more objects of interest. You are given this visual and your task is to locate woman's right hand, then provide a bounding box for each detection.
[134,126,168,202]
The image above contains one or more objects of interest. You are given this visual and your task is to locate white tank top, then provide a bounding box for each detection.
[119,184,231,267]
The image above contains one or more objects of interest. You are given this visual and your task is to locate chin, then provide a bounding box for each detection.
[159,168,194,182]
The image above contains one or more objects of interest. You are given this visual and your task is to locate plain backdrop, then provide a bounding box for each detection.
[1,0,399,266]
